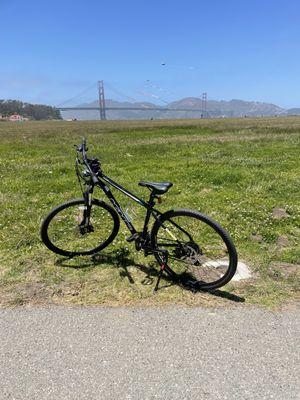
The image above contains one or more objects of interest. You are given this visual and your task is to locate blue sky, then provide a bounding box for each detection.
[1,0,300,108]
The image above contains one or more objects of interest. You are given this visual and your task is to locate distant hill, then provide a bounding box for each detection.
[167,98,284,118]
[285,108,300,115]
[61,97,286,120]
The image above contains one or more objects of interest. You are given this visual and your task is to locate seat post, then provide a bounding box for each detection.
[148,191,156,207]
[142,191,156,237]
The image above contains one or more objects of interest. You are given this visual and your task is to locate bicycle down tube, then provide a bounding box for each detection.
[95,174,156,235]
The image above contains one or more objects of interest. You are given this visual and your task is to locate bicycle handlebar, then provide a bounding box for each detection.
[76,138,99,184]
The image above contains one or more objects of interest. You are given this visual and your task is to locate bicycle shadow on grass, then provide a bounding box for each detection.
[205,289,245,303]
[55,248,175,289]
[55,248,245,302]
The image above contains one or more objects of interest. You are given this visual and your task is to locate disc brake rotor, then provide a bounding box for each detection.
[174,242,202,265]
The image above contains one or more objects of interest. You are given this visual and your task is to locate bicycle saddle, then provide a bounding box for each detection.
[139,181,173,195]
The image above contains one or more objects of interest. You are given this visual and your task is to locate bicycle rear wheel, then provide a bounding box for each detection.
[151,209,237,290]
[41,199,120,256]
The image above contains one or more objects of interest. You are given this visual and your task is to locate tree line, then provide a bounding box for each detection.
[0,100,62,120]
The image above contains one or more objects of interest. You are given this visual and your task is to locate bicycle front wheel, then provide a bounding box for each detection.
[151,209,237,290]
[41,199,120,257]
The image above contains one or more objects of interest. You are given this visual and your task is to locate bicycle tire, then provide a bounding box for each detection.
[151,209,237,290]
[41,198,120,257]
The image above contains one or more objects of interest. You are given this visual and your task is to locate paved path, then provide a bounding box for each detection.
[0,306,299,400]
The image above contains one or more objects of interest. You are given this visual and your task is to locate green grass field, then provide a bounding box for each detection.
[0,118,299,308]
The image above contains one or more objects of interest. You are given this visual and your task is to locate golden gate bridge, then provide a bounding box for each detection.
[57,81,207,120]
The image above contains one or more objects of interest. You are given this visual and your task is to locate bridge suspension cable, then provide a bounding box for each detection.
[56,82,97,107]
[105,82,153,109]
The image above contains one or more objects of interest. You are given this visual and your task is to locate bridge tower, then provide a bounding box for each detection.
[98,80,106,120]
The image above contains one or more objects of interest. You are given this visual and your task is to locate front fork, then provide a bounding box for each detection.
[79,186,94,233]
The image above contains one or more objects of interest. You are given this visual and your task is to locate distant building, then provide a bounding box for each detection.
[6,113,28,122]
[9,113,23,121]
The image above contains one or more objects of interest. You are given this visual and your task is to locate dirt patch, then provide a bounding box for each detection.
[276,235,290,249]
[250,233,263,243]
[277,300,300,311]
[272,207,289,220]
[0,283,54,307]
[269,262,300,280]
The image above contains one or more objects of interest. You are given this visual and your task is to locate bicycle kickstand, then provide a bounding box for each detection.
[153,250,168,294]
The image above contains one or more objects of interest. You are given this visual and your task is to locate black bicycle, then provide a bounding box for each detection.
[41,138,238,292]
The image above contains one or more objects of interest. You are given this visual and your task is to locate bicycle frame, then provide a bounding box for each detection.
[87,173,163,239]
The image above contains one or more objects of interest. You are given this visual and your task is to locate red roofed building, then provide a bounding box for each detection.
[9,113,23,121]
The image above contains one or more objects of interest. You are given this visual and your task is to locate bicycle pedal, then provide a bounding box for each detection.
[126,233,140,242]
